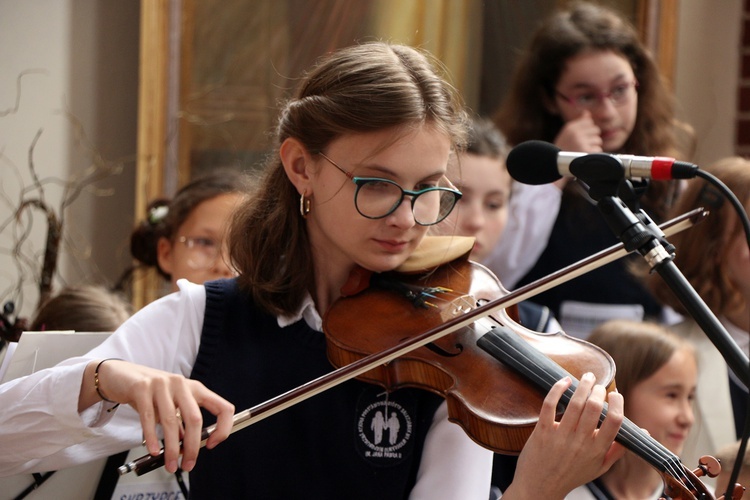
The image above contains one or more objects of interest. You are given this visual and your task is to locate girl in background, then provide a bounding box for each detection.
[647,156,750,471]
[485,1,694,338]
[443,116,511,265]
[567,319,697,499]
[29,285,131,332]
[439,116,556,333]
[119,169,248,293]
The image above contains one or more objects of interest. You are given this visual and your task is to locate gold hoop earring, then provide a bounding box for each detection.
[299,192,311,218]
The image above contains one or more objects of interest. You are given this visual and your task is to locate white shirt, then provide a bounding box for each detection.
[0,280,493,499]
[484,182,562,289]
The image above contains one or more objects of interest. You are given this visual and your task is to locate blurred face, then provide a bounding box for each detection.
[443,153,511,262]
[626,347,697,455]
[553,50,638,152]
[305,125,453,276]
[157,192,243,290]
[726,201,750,299]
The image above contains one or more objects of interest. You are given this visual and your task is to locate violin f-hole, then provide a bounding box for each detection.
[425,341,463,357]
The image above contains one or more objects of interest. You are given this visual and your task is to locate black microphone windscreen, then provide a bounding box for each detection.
[506,140,562,185]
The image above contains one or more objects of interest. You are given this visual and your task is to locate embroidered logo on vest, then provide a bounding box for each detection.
[355,389,415,466]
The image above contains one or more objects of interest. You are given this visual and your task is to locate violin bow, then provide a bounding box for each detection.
[119,207,707,476]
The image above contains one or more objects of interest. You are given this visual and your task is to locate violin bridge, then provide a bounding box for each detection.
[439,294,476,323]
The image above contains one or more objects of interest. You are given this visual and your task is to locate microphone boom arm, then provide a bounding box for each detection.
[580,159,750,387]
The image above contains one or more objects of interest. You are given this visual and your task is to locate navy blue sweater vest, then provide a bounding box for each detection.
[188,278,444,499]
[516,191,662,320]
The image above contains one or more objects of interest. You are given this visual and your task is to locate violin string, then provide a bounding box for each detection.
[474,323,697,494]
[508,331,697,493]
[501,335,674,472]
[400,281,699,493]
[615,419,696,492]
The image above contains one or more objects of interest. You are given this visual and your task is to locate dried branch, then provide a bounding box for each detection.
[1,76,133,318]
[14,198,60,307]
[0,69,48,118]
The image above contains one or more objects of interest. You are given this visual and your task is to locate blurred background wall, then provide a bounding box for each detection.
[0,0,742,319]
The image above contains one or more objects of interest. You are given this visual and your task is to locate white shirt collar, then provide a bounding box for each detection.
[277,291,323,332]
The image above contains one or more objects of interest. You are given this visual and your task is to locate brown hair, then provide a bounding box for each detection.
[30,285,132,332]
[714,440,750,479]
[465,116,509,160]
[494,1,693,219]
[647,157,750,316]
[229,42,468,316]
[587,319,695,402]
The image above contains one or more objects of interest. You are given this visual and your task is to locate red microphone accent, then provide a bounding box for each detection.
[651,157,676,180]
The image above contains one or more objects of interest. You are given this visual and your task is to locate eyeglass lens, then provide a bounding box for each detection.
[355,180,456,225]
[180,237,222,270]
[560,81,636,109]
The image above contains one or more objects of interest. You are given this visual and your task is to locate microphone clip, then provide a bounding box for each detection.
[569,153,646,208]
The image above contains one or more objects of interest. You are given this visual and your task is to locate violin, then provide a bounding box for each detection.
[325,245,616,455]
[326,251,727,500]
[121,208,741,498]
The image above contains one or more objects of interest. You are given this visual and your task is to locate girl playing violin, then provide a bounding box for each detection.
[0,42,624,499]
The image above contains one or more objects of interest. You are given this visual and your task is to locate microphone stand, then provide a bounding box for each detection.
[570,154,750,387]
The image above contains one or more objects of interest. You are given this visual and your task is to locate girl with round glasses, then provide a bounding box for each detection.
[0,42,624,499]
[123,169,248,293]
[317,151,461,226]
[485,1,695,339]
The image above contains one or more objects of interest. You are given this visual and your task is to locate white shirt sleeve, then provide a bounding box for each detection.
[483,182,562,289]
[410,401,493,499]
[0,280,206,476]
[1,280,494,497]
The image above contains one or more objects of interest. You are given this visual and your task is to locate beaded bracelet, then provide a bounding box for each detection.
[94,358,123,412]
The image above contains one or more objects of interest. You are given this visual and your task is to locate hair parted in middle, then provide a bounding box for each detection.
[229,42,469,316]
[465,116,510,160]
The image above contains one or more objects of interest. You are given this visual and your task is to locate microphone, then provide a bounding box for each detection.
[506,140,699,185]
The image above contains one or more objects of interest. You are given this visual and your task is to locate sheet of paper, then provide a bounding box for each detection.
[0,330,111,383]
[0,341,18,382]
